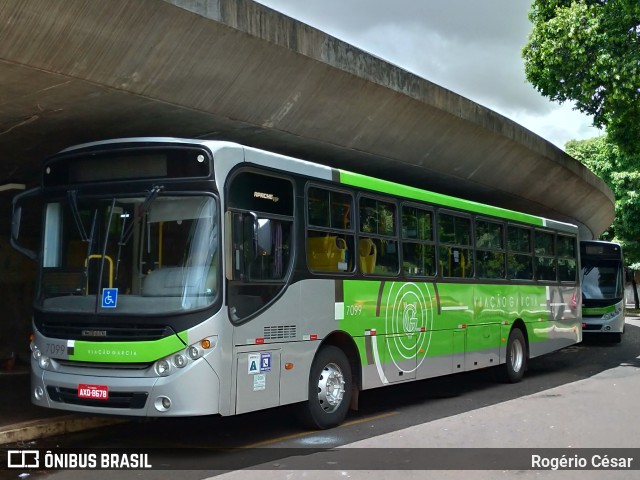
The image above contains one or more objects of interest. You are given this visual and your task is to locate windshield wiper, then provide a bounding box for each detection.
[92,198,117,310]
[81,210,98,295]
[119,185,164,246]
[67,190,89,242]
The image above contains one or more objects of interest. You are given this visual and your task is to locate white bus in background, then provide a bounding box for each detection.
[580,240,626,343]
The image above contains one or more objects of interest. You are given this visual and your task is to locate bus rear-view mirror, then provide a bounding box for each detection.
[11,187,41,261]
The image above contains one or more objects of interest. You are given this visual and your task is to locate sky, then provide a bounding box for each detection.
[254,0,602,150]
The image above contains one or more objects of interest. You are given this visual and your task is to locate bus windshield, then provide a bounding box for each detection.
[37,194,219,315]
[581,259,623,301]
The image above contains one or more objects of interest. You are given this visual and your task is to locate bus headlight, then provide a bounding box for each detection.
[154,359,172,377]
[173,353,187,368]
[152,336,217,377]
[188,346,200,360]
[602,307,622,322]
[32,345,51,370]
[39,355,51,369]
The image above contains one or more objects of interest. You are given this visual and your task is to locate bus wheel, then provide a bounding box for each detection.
[298,346,352,430]
[500,328,527,383]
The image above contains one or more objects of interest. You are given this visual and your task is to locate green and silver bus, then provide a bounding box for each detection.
[580,240,625,343]
[11,139,581,429]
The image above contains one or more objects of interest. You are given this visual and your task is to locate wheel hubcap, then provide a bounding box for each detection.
[317,362,346,413]
[510,339,524,373]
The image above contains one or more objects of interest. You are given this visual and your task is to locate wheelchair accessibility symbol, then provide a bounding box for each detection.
[101,288,118,308]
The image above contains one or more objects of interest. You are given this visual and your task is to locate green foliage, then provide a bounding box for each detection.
[523,0,640,154]
[566,136,640,264]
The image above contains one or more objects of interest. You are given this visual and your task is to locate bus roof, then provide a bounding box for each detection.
[338,169,577,233]
[52,138,579,234]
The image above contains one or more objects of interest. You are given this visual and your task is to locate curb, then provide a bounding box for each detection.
[0,416,127,445]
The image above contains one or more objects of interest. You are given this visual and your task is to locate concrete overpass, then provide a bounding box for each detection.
[0,0,614,239]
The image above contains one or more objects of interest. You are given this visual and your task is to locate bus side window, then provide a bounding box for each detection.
[306,186,354,274]
[242,218,292,281]
[557,235,577,282]
[358,196,399,276]
[401,205,436,277]
[475,219,505,279]
[438,213,473,278]
[226,169,295,322]
[507,225,533,280]
[535,230,557,281]
[256,219,291,280]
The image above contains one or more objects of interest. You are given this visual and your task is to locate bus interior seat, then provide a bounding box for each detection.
[142,266,214,297]
[307,235,347,272]
[359,238,377,273]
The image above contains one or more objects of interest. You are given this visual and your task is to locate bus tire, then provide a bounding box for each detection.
[298,345,352,430]
[611,332,623,343]
[500,328,527,383]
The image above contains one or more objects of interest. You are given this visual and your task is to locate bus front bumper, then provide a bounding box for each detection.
[582,314,625,334]
[31,356,221,417]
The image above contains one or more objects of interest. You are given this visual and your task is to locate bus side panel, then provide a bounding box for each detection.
[341,279,384,388]
[435,283,478,373]
[469,283,580,367]
[342,280,471,387]
[230,280,334,412]
[235,349,281,415]
[525,285,581,358]
[465,324,501,370]
[475,284,539,369]
[416,329,457,380]
[353,329,458,388]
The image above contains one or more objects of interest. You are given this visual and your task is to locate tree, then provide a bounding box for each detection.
[565,136,640,267]
[523,1,640,155]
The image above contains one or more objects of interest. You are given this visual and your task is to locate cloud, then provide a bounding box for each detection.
[354,22,552,114]
[512,104,603,150]
[255,0,599,148]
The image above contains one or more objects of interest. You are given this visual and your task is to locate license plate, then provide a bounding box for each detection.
[78,384,109,401]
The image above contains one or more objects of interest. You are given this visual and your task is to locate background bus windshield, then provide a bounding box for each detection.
[581,259,623,301]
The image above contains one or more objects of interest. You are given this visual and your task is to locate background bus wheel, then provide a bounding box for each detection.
[500,328,527,383]
[298,346,352,430]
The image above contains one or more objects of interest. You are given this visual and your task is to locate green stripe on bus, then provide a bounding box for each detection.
[69,332,188,363]
[338,170,545,226]
[583,305,616,316]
